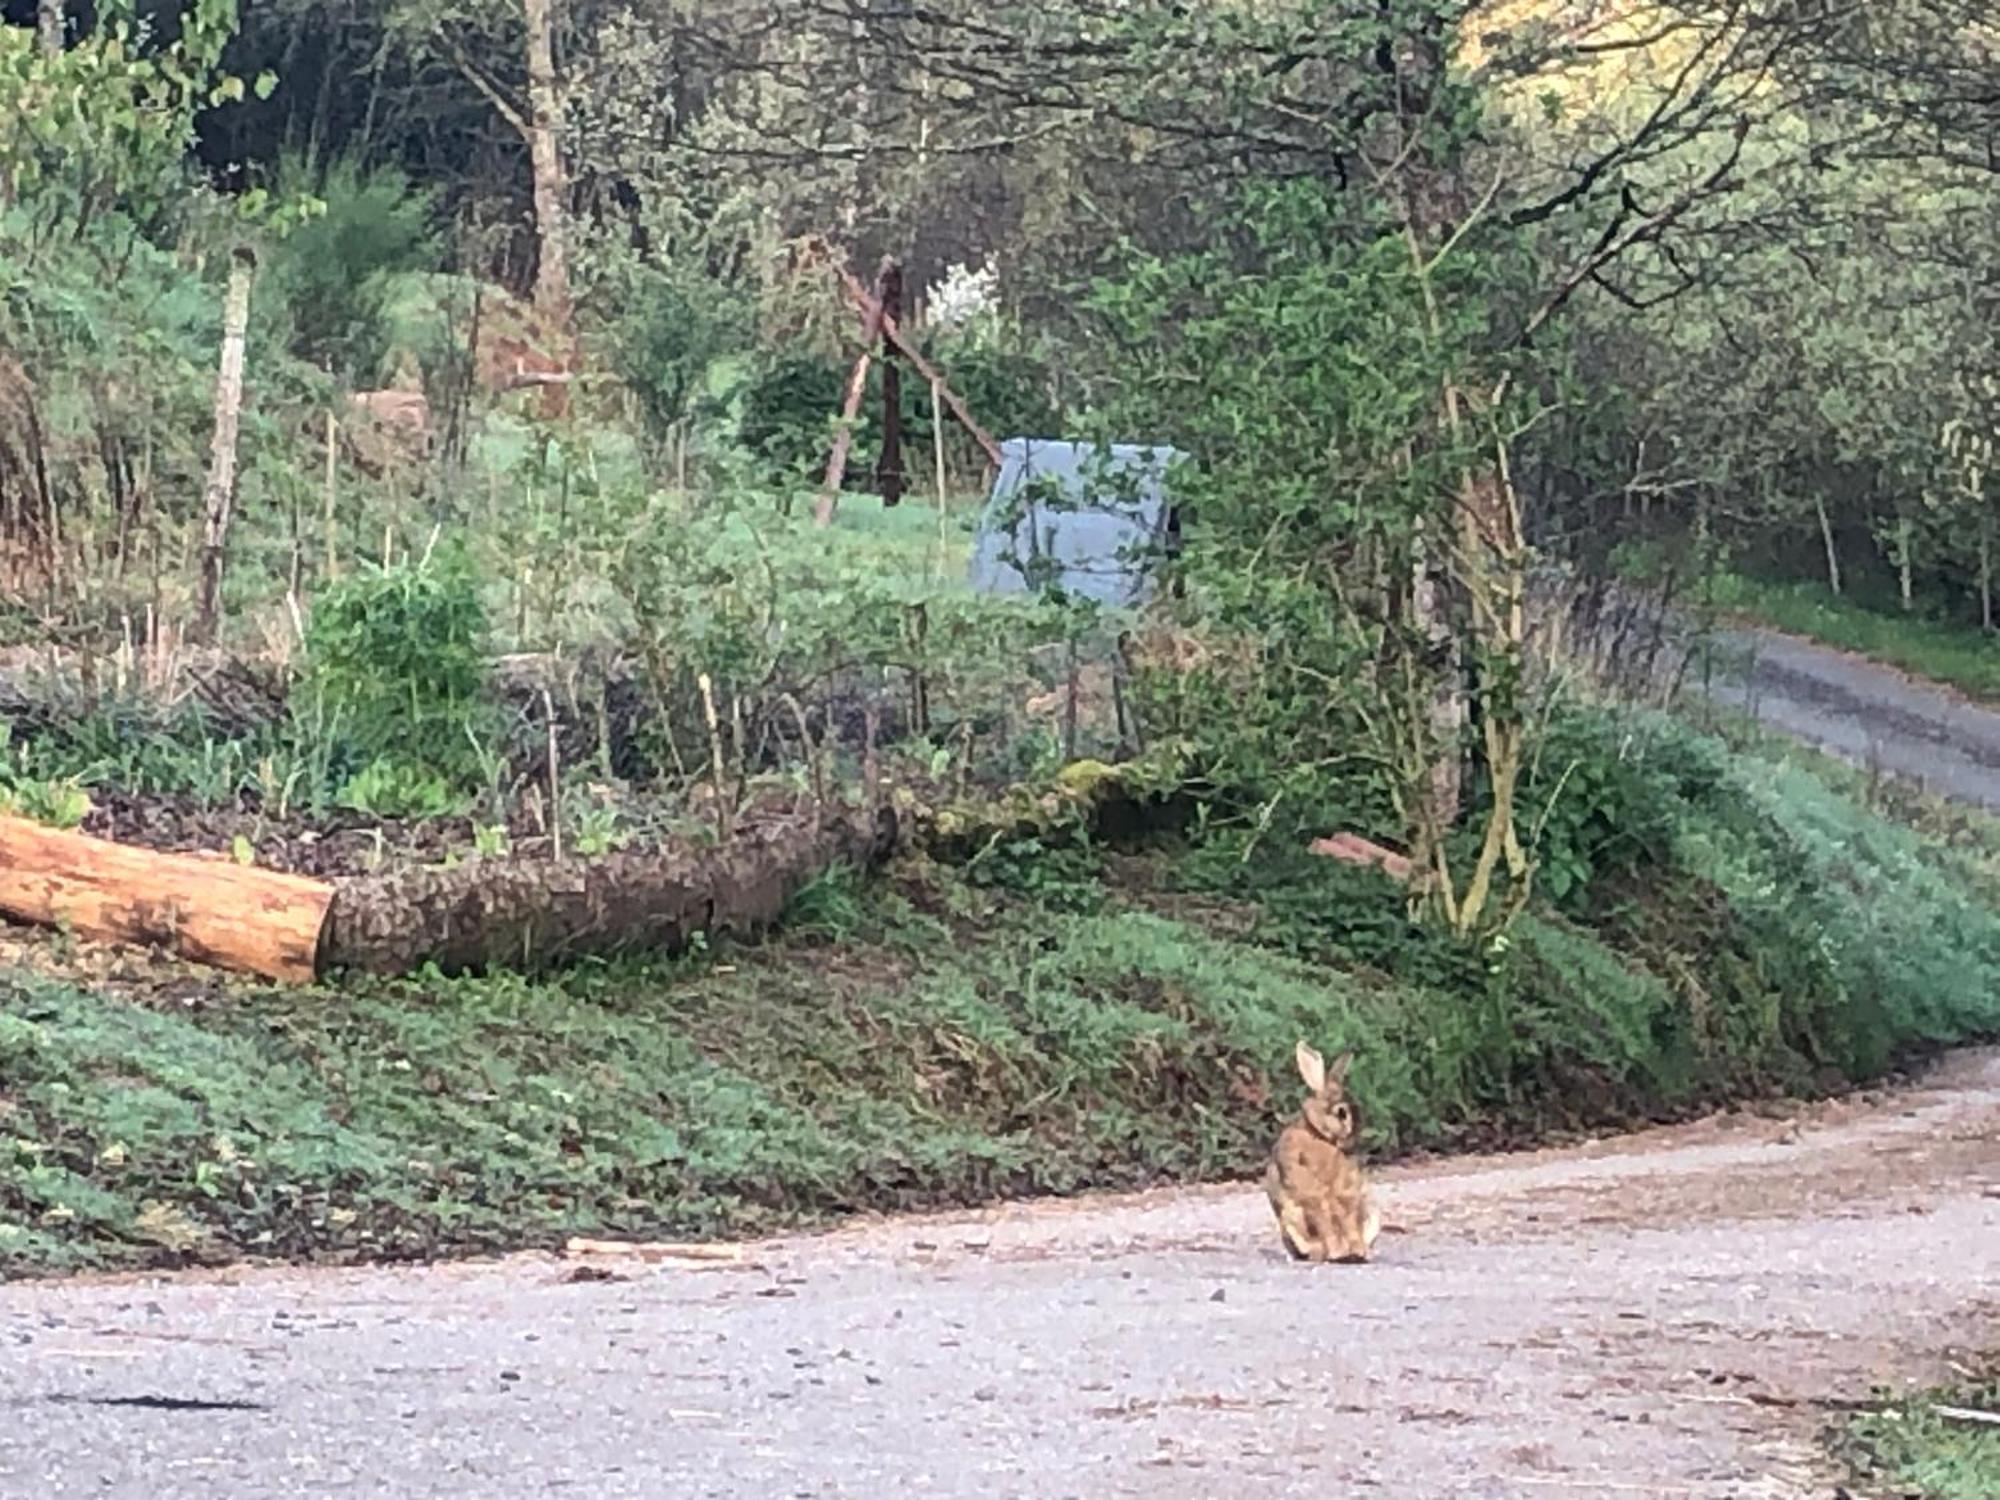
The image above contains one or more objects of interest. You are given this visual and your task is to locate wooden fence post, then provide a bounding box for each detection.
[194,245,257,645]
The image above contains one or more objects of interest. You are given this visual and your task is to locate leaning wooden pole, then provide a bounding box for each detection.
[0,814,334,983]
[814,263,891,528]
[827,259,1002,468]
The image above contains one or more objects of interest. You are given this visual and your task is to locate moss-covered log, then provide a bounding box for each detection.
[319,807,898,976]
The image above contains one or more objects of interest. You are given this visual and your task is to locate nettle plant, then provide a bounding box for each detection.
[303,547,494,813]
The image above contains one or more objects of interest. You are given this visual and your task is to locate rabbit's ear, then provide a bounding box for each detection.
[1326,1050,1354,1085]
[1295,1041,1326,1093]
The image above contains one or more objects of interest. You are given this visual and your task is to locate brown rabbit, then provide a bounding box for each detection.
[1264,1041,1381,1263]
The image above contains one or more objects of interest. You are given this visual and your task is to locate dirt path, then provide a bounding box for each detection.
[2,1052,1994,1498]
[1703,626,2000,809]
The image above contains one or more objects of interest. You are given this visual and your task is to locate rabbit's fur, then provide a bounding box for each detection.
[1264,1041,1380,1263]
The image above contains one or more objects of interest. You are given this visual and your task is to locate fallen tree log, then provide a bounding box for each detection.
[0,813,335,983]
[319,806,898,976]
[1,759,1188,986]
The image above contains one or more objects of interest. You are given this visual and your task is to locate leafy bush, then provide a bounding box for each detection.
[1522,707,1729,908]
[303,547,493,795]
[734,351,855,483]
[260,153,439,381]
[602,262,738,451]
[965,832,1103,911]
[335,757,463,820]
[0,724,92,828]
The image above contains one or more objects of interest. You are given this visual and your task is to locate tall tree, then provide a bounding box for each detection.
[389,0,574,331]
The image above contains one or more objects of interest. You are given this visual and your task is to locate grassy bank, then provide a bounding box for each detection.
[3,715,1999,1277]
[1832,1361,2000,1500]
[1708,573,2000,702]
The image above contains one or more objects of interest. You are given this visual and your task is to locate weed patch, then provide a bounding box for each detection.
[1831,1359,2000,1500]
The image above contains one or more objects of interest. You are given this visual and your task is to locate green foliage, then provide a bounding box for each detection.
[336,758,463,820]
[0,0,250,238]
[965,833,1103,912]
[303,548,493,792]
[1523,708,1729,909]
[733,351,846,483]
[1086,178,1562,886]
[601,262,739,449]
[0,725,93,828]
[783,864,867,941]
[261,153,439,381]
[1174,835,1483,990]
[1833,1367,2000,1500]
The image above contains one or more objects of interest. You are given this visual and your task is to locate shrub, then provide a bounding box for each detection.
[602,263,737,452]
[260,153,438,382]
[303,547,493,796]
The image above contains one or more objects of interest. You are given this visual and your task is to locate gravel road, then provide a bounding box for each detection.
[2,1051,1995,1499]
[1703,627,2000,809]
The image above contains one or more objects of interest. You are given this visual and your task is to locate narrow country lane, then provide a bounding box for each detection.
[2,1051,1995,1498]
[1706,626,2000,809]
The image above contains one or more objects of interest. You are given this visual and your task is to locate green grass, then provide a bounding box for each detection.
[1708,573,2000,702]
[3,714,1998,1277]
[1834,1366,2000,1500]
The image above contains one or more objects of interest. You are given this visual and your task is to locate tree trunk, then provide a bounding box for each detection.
[0,813,334,983]
[523,0,571,332]
[1897,513,1914,612]
[194,246,257,646]
[1814,494,1842,596]
[1982,513,1994,634]
[36,0,62,57]
[1413,549,1463,830]
[320,808,896,977]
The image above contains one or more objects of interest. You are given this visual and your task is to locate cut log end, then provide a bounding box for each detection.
[0,814,335,983]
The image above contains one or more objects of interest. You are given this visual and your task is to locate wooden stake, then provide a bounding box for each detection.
[193,246,257,645]
[323,409,340,580]
[698,672,732,840]
[932,377,948,507]
[544,687,563,862]
[875,257,905,508]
